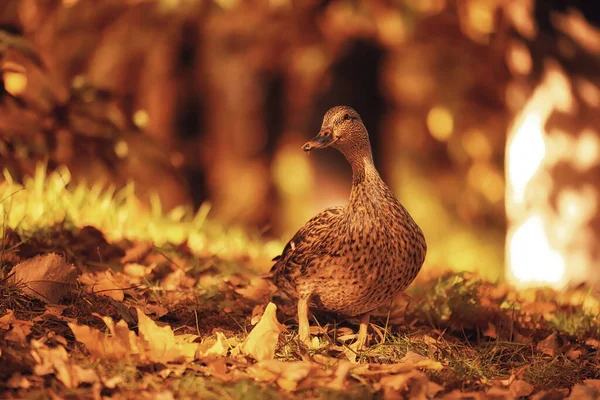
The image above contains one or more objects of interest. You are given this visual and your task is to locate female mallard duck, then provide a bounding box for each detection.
[271,106,427,349]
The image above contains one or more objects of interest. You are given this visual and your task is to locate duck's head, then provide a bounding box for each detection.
[302,106,369,154]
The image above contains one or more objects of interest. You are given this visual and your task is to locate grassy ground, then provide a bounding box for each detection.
[1,167,600,399]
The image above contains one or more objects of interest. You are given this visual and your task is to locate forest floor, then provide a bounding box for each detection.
[1,170,600,399]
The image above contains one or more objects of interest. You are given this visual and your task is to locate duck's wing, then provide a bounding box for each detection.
[270,206,344,292]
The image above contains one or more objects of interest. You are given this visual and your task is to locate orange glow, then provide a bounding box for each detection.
[2,62,27,96]
[506,61,599,288]
[427,106,454,141]
[553,9,600,54]
[462,129,492,160]
[577,79,600,108]
[507,40,533,76]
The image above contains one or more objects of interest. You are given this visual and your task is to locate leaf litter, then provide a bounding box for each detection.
[1,225,600,399]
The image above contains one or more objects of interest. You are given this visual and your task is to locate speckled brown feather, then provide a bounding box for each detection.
[270,106,427,318]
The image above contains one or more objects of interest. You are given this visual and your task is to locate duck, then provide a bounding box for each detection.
[270,106,427,349]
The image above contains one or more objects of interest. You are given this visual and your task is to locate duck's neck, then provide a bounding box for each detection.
[344,145,385,205]
[349,154,378,186]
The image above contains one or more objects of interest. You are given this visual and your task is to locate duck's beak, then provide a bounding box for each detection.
[302,128,336,152]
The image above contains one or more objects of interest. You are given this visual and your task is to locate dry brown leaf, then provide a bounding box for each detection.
[30,339,98,388]
[250,304,265,325]
[510,379,534,397]
[378,371,430,400]
[584,380,600,391]
[123,263,154,281]
[0,309,16,328]
[358,357,443,377]
[5,321,32,342]
[240,302,286,361]
[486,387,513,399]
[79,270,126,301]
[235,277,276,301]
[586,338,600,349]
[144,302,169,317]
[531,389,569,400]
[7,373,32,389]
[102,375,124,389]
[521,301,557,317]
[69,319,132,361]
[197,332,238,357]
[566,347,586,360]
[248,359,315,391]
[400,351,429,364]
[10,253,77,303]
[137,309,198,363]
[152,391,175,400]
[121,242,154,264]
[568,384,598,399]
[327,360,353,391]
[343,340,360,364]
[427,381,444,398]
[70,309,198,364]
[161,269,194,290]
[483,322,498,339]
[537,332,558,356]
[514,331,533,344]
[0,309,34,342]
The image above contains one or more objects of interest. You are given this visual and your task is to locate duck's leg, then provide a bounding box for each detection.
[297,296,312,346]
[356,313,370,350]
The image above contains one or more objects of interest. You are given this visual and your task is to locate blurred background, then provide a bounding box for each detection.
[0,0,599,290]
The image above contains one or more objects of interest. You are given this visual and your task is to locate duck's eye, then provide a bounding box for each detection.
[343,113,351,121]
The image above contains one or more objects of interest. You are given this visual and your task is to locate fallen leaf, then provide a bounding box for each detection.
[566,347,585,360]
[69,319,132,362]
[0,309,34,342]
[378,371,430,400]
[197,332,238,357]
[514,331,533,344]
[586,338,600,349]
[153,391,175,400]
[30,339,98,388]
[327,360,352,391]
[584,379,600,391]
[400,351,429,364]
[5,321,32,342]
[7,373,31,389]
[121,242,154,264]
[568,384,598,399]
[531,389,569,400]
[521,301,556,317]
[137,309,198,363]
[144,302,169,318]
[10,253,77,303]
[486,387,512,399]
[102,375,124,389]
[537,332,557,357]
[162,269,194,290]
[70,309,198,364]
[427,381,444,398]
[79,270,126,301]
[250,304,265,325]
[235,277,275,301]
[483,322,498,339]
[241,302,286,361]
[123,263,154,281]
[510,379,534,397]
[248,360,314,391]
[0,309,16,328]
[343,340,360,364]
